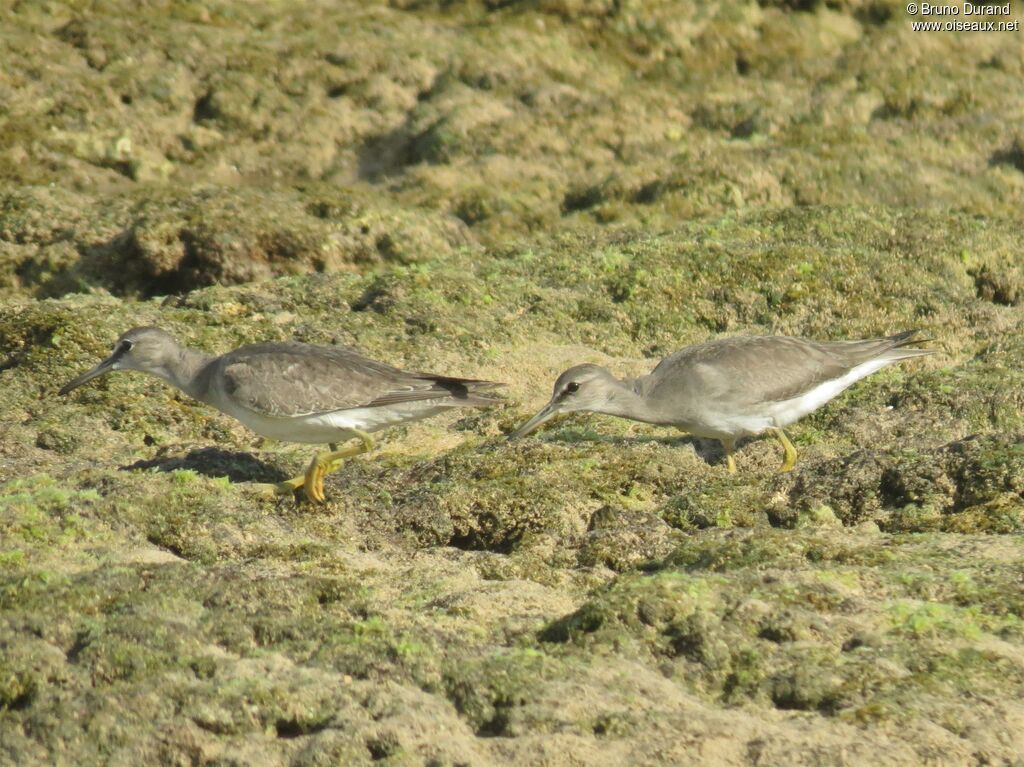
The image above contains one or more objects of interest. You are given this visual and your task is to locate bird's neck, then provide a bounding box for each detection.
[599,377,658,423]
[153,346,216,401]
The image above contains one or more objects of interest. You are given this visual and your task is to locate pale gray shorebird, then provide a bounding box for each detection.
[60,327,503,502]
[511,331,933,472]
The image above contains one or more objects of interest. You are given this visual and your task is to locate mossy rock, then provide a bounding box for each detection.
[778,434,1024,532]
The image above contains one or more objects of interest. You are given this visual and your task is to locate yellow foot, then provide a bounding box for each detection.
[302,431,375,503]
[249,431,375,503]
[304,453,328,504]
[721,438,737,474]
[769,428,798,473]
[250,475,306,498]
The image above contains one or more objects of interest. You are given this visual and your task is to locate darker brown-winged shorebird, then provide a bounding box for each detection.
[60,327,504,502]
[511,331,933,472]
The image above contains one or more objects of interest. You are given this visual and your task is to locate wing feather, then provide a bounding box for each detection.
[218,342,500,417]
[647,333,924,409]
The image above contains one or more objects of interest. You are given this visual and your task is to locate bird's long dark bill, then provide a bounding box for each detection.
[58,354,118,395]
[510,401,561,439]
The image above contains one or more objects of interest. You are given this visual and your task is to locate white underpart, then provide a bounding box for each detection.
[698,357,895,439]
[215,398,454,444]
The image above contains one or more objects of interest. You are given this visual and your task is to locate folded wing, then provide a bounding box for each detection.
[650,331,931,408]
[219,342,502,418]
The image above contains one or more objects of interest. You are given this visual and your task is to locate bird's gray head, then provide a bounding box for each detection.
[59,327,181,395]
[510,363,621,439]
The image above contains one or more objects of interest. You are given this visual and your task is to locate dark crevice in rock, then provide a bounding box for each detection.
[275,718,331,739]
[989,141,1024,174]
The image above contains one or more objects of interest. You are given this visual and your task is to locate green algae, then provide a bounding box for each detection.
[2,205,1022,763]
[444,649,558,736]
[540,530,1024,723]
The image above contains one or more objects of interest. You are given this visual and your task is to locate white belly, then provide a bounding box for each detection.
[214,398,453,444]
[762,357,892,429]
[685,358,894,439]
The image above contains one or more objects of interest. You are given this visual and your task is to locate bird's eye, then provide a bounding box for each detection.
[120,340,134,353]
[566,382,580,394]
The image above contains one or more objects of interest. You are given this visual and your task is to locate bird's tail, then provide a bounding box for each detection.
[881,330,936,361]
[462,380,506,406]
[432,376,506,406]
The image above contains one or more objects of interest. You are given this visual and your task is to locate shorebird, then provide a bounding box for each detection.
[60,327,503,502]
[511,331,932,472]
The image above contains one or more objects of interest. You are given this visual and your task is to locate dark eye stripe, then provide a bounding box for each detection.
[111,340,133,359]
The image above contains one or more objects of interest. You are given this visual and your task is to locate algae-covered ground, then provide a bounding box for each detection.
[2,1,1023,765]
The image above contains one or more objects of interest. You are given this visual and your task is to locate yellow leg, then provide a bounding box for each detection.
[303,430,375,503]
[769,428,798,473]
[254,431,374,502]
[721,438,737,474]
